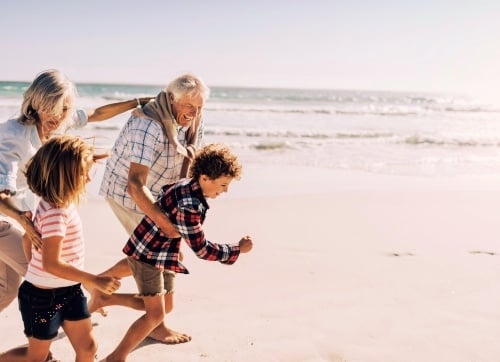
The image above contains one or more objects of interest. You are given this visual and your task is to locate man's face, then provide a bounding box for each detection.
[170,93,204,127]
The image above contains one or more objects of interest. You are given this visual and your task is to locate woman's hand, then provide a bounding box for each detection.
[19,211,42,250]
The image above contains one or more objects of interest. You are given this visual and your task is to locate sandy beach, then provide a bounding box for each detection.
[1,165,500,361]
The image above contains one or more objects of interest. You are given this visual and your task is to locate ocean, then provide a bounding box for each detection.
[2,81,500,177]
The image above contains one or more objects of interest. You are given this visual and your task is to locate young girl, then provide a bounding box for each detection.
[16,135,120,362]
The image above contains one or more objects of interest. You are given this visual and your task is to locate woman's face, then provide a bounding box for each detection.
[37,99,72,136]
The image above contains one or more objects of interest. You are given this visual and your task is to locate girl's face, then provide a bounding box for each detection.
[200,175,233,199]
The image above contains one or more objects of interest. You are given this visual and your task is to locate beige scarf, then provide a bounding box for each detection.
[140,91,200,177]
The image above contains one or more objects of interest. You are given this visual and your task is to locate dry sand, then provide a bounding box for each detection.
[1,165,500,361]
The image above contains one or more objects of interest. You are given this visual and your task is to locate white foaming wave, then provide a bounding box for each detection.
[206,102,499,117]
[205,128,395,141]
[402,134,500,147]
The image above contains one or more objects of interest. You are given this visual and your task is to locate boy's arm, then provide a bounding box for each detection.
[176,206,240,264]
[87,97,154,122]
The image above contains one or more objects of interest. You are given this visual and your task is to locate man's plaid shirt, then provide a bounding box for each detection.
[99,115,203,212]
[123,178,240,273]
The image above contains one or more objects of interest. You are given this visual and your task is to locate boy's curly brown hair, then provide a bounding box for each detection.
[189,143,242,180]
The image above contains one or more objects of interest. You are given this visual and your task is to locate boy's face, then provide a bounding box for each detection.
[200,175,233,199]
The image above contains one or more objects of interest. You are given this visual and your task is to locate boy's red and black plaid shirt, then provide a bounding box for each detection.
[123,178,240,273]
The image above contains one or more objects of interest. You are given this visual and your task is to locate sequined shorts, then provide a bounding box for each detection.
[18,280,90,340]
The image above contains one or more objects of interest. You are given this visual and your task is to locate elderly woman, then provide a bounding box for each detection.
[0,69,151,313]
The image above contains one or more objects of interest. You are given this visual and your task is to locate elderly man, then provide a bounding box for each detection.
[96,73,209,344]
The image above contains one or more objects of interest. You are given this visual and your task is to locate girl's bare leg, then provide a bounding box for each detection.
[62,318,97,362]
[26,337,52,362]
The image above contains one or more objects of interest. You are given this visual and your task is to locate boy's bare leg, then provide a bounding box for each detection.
[88,289,144,314]
[92,258,190,343]
[89,258,132,316]
[89,289,191,344]
[148,292,191,344]
[99,258,131,279]
[105,295,166,361]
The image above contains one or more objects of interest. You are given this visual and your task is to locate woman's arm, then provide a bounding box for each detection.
[87,97,154,122]
[21,233,32,261]
[0,192,42,249]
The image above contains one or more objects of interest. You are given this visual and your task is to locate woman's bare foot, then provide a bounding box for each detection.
[148,324,191,344]
[88,288,109,316]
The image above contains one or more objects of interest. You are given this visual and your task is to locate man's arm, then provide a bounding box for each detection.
[127,162,180,237]
[87,97,154,122]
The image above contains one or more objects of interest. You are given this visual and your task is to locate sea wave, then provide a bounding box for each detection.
[402,135,500,147]
[205,104,499,116]
[207,128,500,149]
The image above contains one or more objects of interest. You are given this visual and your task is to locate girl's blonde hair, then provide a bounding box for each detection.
[18,69,77,125]
[25,135,106,207]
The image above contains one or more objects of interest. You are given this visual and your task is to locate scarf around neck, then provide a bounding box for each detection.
[141,91,200,177]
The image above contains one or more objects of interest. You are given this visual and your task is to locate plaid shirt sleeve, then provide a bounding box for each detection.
[170,190,240,265]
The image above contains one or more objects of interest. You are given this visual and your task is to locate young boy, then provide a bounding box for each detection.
[105,143,253,361]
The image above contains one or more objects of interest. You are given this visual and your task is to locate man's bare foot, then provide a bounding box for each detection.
[88,289,109,316]
[148,325,191,344]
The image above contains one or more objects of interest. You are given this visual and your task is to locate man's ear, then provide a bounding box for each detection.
[168,92,175,103]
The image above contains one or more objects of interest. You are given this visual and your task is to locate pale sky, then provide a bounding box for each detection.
[1,0,499,99]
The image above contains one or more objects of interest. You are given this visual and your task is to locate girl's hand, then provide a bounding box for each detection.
[92,276,121,295]
[238,236,253,253]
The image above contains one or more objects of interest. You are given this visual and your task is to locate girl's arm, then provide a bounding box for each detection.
[42,235,120,294]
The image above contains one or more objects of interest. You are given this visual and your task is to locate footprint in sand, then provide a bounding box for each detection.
[388,252,414,257]
[469,250,496,256]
